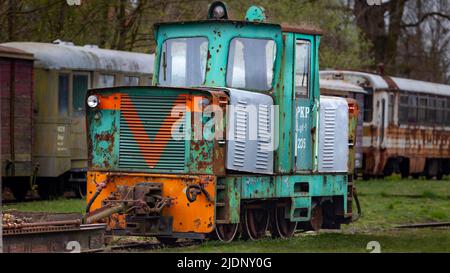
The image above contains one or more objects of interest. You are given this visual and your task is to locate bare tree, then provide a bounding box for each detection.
[397,0,450,83]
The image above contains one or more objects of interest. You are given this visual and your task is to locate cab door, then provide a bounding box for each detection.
[294,36,315,172]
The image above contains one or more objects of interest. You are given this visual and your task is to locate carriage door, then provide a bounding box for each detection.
[379,97,387,148]
[294,38,314,171]
[70,72,90,170]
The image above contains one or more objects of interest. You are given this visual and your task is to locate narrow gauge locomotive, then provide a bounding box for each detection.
[85,3,358,242]
[1,41,153,200]
[321,70,450,180]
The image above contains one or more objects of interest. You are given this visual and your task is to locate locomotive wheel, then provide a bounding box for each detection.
[321,202,341,229]
[309,205,323,231]
[10,184,29,202]
[215,224,239,243]
[37,182,61,200]
[298,204,323,231]
[270,206,297,238]
[241,207,270,241]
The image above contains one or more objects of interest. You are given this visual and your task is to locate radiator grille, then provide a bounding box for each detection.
[119,95,187,171]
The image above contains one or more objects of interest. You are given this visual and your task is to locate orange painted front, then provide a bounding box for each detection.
[87,171,216,234]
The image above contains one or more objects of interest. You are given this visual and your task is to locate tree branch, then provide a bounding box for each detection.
[401,12,450,28]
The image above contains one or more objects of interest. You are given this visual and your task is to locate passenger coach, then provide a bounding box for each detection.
[1,41,154,199]
[320,70,450,179]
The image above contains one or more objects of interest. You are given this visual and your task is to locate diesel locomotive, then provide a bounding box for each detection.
[85,2,359,242]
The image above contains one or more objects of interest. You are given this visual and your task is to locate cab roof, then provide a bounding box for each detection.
[154,20,322,36]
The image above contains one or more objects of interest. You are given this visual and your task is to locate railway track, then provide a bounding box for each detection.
[100,239,201,253]
[1,211,204,253]
[396,222,450,229]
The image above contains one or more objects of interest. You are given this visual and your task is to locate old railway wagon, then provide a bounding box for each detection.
[320,78,367,174]
[321,70,450,179]
[84,3,358,242]
[0,46,34,199]
[1,41,154,200]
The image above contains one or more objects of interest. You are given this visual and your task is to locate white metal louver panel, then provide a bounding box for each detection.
[318,96,349,172]
[226,88,274,174]
[321,107,336,169]
[233,100,248,167]
[256,104,271,170]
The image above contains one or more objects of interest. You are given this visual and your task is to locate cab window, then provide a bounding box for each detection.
[226,38,276,91]
[159,37,208,87]
[295,41,311,97]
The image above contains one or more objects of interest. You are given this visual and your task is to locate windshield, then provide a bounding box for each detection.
[226,38,276,91]
[159,37,208,87]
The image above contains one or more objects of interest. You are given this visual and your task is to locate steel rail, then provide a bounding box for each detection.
[396,222,450,229]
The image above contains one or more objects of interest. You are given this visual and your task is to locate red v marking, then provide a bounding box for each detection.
[121,94,187,168]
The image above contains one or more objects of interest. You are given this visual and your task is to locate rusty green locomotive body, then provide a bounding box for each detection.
[86,4,356,241]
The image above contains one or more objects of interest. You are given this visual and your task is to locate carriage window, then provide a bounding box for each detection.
[98,74,115,88]
[363,94,373,122]
[227,38,276,91]
[418,96,427,124]
[159,37,208,87]
[398,94,409,124]
[141,76,152,85]
[58,74,69,117]
[436,98,445,125]
[427,97,436,124]
[408,95,418,124]
[295,41,311,97]
[123,76,139,86]
[388,94,395,124]
[72,74,89,112]
[445,98,450,126]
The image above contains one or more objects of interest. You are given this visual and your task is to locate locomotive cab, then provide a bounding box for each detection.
[85,2,357,242]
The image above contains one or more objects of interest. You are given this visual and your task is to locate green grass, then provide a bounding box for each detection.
[2,198,86,214]
[158,177,450,253]
[158,229,450,253]
[348,177,450,231]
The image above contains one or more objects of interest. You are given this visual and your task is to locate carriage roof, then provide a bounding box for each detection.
[321,70,450,97]
[320,78,367,94]
[390,77,450,97]
[0,45,34,60]
[320,70,389,89]
[0,42,154,74]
